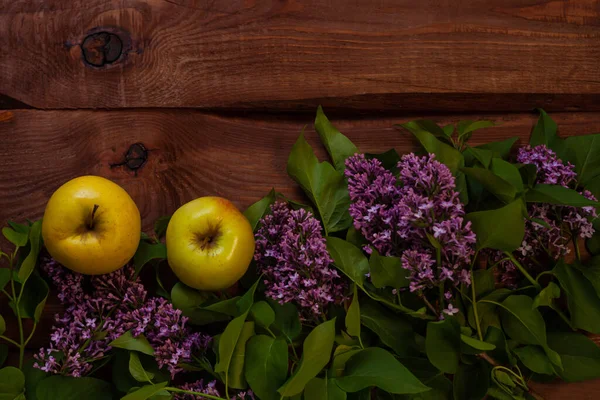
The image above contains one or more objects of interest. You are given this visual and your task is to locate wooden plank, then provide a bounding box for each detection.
[1,0,600,111]
[2,109,600,231]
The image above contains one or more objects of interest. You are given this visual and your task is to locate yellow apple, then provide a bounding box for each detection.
[166,196,255,291]
[42,176,141,275]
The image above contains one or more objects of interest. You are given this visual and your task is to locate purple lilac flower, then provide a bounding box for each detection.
[35,260,210,378]
[345,153,476,295]
[254,202,347,321]
[174,380,255,400]
[494,145,597,286]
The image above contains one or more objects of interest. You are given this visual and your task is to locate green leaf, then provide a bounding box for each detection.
[215,309,253,382]
[547,332,600,382]
[463,147,493,168]
[16,273,49,322]
[457,120,496,140]
[269,300,301,342]
[460,335,496,352]
[346,227,368,249]
[365,149,401,172]
[120,382,169,400]
[278,319,336,397]
[484,327,516,366]
[236,279,259,314]
[109,331,155,356]
[171,282,238,325]
[133,241,166,275]
[564,133,600,186]
[315,106,358,171]
[533,282,560,308]
[513,346,555,375]
[466,199,525,251]
[304,377,347,400]
[476,137,518,160]
[36,376,112,400]
[2,227,28,247]
[469,289,511,335]
[552,261,600,334]
[336,347,428,394]
[460,167,516,203]
[425,318,460,374]
[153,216,171,239]
[18,220,42,283]
[452,359,490,400]
[496,295,561,368]
[578,256,600,297]
[400,121,464,174]
[7,221,30,236]
[519,164,538,188]
[326,237,369,286]
[129,352,155,383]
[228,321,255,390]
[250,301,275,329]
[287,134,351,234]
[526,184,598,207]
[0,315,5,336]
[360,301,415,357]
[490,158,524,193]
[0,367,25,400]
[245,335,289,400]
[331,345,363,378]
[244,189,277,231]
[23,359,46,400]
[0,269,10,292]
[346,285,361,338]
[0,345,7,368]
[369,251,409,289]
[530,109,558,148]
[472,269,495,298]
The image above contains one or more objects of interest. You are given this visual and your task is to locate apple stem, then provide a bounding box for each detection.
[88,204,100,230]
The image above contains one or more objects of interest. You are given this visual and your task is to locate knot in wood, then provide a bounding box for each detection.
[110,143,149,174]
[81,32,123,67]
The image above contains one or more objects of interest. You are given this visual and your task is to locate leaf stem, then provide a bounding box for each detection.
[167,388,227,400]
[573,236,582,261]
[552,306,576,331]
[8,253,26,369]
[503,252,540,290]
[420,295,439,317]
[470,269,484,341]
[24,322,38,347]
[0,335,20,347]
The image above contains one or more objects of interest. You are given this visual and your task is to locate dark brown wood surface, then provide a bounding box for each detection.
[3,0,600,398]
[2,0,600,111]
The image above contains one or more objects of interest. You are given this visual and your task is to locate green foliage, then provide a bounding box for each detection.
[133,241,166,275]
[369,251,409,290]
[563,133,600,186]
[326,237,370,287]
[525,184,598,207]
[36,376,112,400]
[345,285,361,339]
[244,189,277,231]
[278,319,337,397]
[552,261,600,334]
[18,220,42,283]
[547,332,600,382]
[476,137,518,159]
[452,359,490,400]
[315,106,358,171]
[336,347,429,394]
[245,335,289,400]
[0,366,25,399]
[269,300,302,342]
[425,318,460,374]
[513,346,555,375]
[287,134,351,234]
[466,200,525,251]
[109,331,155,356]
[304,377,347,400]
[360,301,415,357]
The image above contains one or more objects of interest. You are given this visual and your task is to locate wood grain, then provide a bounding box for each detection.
[2,0,600,111]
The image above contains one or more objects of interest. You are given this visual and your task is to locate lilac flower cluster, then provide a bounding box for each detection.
[254,202,346,321]
[34,258,210,378]
[494,145,597,286]
[345,153,476,314]
[174,380,254,400]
